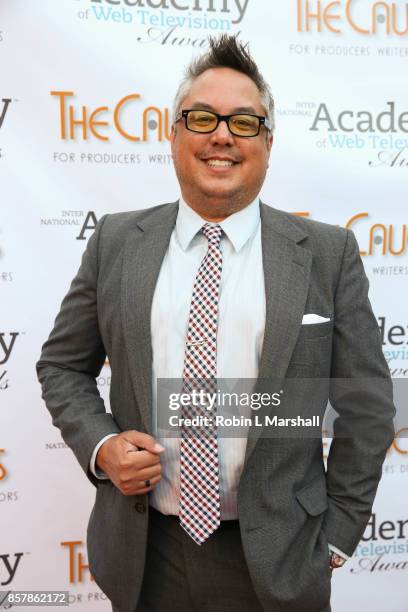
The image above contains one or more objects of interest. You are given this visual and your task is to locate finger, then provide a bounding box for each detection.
[122,430,165,454]
[125,449,161,470]
[134,463,162,481]
[138,473,161,489]
[130,474,162,496]
[117,473,162,497]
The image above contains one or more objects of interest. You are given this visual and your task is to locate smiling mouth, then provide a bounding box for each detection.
[204,158,239,168]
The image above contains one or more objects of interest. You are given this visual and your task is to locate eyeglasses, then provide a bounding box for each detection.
[175,109,272,137]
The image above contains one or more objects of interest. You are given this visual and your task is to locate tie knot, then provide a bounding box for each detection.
[202,223,223,246]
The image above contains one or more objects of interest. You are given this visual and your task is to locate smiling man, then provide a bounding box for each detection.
[170,66,273,220]
[37,35,395,612]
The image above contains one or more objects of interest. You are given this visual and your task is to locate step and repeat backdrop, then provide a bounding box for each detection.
[1,0,407,610]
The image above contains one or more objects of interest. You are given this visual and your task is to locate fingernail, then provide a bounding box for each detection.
[153,443,165,452]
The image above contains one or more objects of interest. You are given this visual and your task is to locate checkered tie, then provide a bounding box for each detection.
[179,223,222,545]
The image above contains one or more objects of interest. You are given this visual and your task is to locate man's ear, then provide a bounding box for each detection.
[170,124,176,144]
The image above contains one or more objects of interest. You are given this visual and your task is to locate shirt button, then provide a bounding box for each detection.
[135,502,146,513]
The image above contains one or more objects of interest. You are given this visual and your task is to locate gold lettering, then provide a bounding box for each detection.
[0,448,5,481]
[142,106,163,141]
[346,0,370,34]
[388,224,407,256]
[393,427,408,455]
[304,0,323,32]
[369,223,387,255]
[89,106,109,141]
[69,105,87,140]
[113,94,140,142]
[50,91,74,139]
[61,541,82,583]
[323,1,341,33]
[392,2,408,35]
[372,2,391,34]
[164,108,172,141]
[78,551,94,583]
[297,0,303,31]
[345,212,368,255]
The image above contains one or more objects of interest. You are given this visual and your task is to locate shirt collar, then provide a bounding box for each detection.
[176,196,260,253]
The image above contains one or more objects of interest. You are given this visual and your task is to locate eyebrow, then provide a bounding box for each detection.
[189,102,259,114]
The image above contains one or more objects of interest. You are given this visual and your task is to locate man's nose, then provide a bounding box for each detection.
[209,119,234,145]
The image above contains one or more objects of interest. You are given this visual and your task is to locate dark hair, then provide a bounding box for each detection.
[173,34,275,132]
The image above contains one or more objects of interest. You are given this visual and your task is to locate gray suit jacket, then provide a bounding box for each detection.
[37,202,395,612]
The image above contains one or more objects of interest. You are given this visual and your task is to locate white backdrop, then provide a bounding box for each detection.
[1,0,407,610]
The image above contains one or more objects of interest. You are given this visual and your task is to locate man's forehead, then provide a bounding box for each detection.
[181,68,264,112]
[189,101,258,114]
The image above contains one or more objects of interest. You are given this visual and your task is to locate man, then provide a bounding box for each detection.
[37,35,395,612]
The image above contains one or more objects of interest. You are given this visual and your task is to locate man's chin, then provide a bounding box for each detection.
[191,190,252,219]
[198,182,241,202]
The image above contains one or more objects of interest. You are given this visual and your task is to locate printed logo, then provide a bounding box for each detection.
[297,0,408,37]
[379,316,408,378]
[309,102,408,167]
[0,449,6,481]
[60,540,109,604]
[310,102,408,135]
[51,91,170,143]
[292,212,407,260]
[0,450,18,505]
[39,210,101,241]
[388,427,408,460]
[40,210,91,230]
[351,513,408,574]
[45,441,69,450]
[0,99,11,131]
[0,333,20,391]
[345,213,407,257]
[76,212,98,240]
[61,541,94,584]
[0,553,25,586]
[74,0,250,46]
[0,333,18,366]
[87,0,249,25]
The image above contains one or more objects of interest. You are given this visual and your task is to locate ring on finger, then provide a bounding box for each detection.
[144,479,151,488]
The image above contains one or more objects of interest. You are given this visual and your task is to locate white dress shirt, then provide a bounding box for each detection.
[149,196,265,519]
[89,197,347,558]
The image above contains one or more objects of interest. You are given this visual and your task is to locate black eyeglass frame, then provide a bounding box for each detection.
[174,109,272,137]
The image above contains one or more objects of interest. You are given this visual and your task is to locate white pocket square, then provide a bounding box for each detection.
[302,314,331,325]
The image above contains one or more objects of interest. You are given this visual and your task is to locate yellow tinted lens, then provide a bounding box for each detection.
[229,115,259,135]
[187,111,218,132]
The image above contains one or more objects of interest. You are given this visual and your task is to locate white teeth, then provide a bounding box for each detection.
[206,159,234,167]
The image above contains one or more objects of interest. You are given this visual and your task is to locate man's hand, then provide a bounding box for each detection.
[329,551,346,572]
[96,430,165,496]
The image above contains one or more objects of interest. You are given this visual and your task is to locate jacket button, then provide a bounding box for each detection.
[135,502,146,513]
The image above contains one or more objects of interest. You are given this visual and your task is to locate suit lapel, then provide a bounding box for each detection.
[121,202,178,433]
[244,204,312,463]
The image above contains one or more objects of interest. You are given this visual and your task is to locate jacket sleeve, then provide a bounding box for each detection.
[36,215,121,486]
[323,229,395,556]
